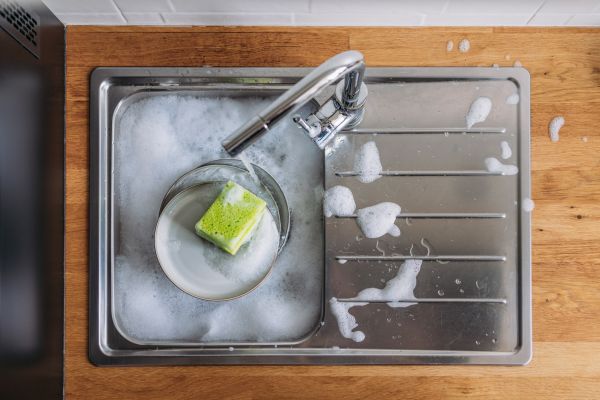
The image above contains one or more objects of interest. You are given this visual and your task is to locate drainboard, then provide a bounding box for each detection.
[90,67,531,365]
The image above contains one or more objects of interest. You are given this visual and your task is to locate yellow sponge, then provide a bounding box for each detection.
[195,181,266,255]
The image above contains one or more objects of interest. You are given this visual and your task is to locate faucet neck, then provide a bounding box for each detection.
[222,50,367,157]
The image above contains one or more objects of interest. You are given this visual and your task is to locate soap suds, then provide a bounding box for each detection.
[500,141,512,160]
[323,185,356,218]
[222,182,245,205]
[352,260,422,308]
[505,93,520,105]
[354,141,383,183]
[522,198,535,212]
[446,40,454,52]
[549,116,565,142]
[466,97,492,129]
[356,202,401,239]
[485,157,519,176]
[113,94,324,343]
[458,39,470,53]
[329,298,366,342]
[329,259,422,341]
[237,153,260,183]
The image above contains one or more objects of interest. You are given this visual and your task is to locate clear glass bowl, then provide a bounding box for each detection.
[154,159,290,301]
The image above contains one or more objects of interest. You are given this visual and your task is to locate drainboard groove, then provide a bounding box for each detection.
[336,170,505,177]
[338,212,506,219]
[347,127,507,134]
[335,298,508,304]
[335,255,506,262]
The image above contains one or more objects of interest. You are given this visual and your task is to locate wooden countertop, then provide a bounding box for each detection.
[66,26,600,399]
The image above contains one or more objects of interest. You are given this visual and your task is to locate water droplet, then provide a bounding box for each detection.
[437,289,445,296]
[455,278,462,285]
[475,340,480,346]
[386,317,392,323]
[492,338,497,343]
[459,288,465,294]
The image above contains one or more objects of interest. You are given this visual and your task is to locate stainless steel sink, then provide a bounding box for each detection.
[89,67,531,365]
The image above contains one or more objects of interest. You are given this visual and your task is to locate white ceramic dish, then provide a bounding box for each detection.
[155,182,280,301]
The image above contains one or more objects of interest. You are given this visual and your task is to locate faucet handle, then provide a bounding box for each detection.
[293,114,322,139]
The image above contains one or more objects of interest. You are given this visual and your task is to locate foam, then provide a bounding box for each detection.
[549,116,564,142]
[323,185,356,218]
[113,94,323,343]
[356,202,401,239]
[354,141,382,183]
[522,198,535,212]
[328,298,366,343]
[506,93,520,105]
[446,40,454,52]
[500,141,512,160]
[466,96,492,129]
[206,210,278,284]
[329,259,423,341]
[485,157,519,176]
[353,259,422,307]
[458,39,470,53]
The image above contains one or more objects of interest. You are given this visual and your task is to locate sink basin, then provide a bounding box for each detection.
[89,66,531,365]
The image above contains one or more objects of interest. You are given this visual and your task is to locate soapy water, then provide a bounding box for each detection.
[323,185,356,218]
[522,198,535,212]
[237,153,259,183]
[446,40,454,52]
[458,38,470,53]
[113,94,323,343]
[328,298,366,342]
[485,157,519,176]
[549,116,565,142]
[500,141,512,160]
[329,259,423,342]
[466,96,492,129]
[505,93,520,105]
[356,202,401,239]
[353,259,422,306]
[354,141,382,183]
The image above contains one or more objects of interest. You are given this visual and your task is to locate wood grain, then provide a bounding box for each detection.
[66,26,600,399]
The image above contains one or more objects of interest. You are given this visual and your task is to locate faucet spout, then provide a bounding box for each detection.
[222,50,367,157]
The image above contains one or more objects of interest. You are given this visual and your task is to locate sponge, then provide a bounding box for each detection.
[195,180,267,255]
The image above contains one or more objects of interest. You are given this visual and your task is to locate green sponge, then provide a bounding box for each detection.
[195,180,267,255]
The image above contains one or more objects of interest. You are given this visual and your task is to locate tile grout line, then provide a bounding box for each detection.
[110,0,127,23]
[441,0,450,14]
[166,0,176,13]
[526,0,547,25]
[564,14,575,25]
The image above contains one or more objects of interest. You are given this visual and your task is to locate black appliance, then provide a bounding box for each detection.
[0,0,64,398]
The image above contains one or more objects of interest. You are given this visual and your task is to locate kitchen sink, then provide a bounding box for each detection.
[89,66,531,365]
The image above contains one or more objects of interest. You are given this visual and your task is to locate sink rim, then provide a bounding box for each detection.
[89,66,531,366]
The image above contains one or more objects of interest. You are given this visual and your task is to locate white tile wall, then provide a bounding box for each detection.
[42,0,600,26]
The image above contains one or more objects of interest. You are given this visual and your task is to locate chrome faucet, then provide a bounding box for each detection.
[222,50,367,156]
